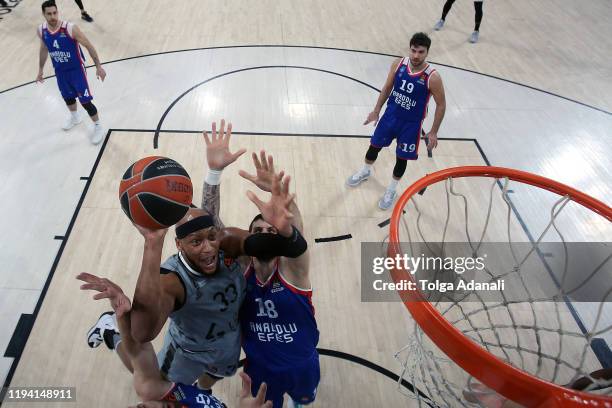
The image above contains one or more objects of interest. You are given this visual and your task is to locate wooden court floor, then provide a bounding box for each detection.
[1,0,611,406]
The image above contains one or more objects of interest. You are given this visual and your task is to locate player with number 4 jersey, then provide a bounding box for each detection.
[37,0,106,145]
[347,32,446,210]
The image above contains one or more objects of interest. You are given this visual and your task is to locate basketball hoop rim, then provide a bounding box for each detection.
[388,166,612,408]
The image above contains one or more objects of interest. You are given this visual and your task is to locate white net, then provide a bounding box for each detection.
[390,175,612,407]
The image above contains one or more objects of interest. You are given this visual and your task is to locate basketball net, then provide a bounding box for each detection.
[386,167,612,407]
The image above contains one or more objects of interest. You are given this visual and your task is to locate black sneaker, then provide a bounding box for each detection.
[86,311,117,349]
[81,11,94,22]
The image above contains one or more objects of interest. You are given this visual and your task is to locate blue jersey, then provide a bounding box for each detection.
[241,262,319,371]
[384,57,436,123]
[162,383,224,408]
[39,21,86,73]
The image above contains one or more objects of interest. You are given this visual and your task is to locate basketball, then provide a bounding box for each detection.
[118,156,193,229]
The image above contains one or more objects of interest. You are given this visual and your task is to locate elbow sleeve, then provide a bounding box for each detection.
[244,227,307,261]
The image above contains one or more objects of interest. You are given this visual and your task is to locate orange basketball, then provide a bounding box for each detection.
[118,156,193,229]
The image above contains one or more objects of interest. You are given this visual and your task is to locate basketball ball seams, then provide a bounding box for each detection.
[142,158,190,179]
[134,195,166,229]
[122,174,192,197]
[119,156,193,229]
[130,191,192,209]
[133,155,164,176]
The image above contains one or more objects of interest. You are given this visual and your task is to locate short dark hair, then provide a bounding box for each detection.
[249,214,264,232]
[410,32,431,51]
[41,0,56,12]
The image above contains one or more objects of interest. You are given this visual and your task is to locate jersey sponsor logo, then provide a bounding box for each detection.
[249,321,297,343]
[391,90,417,110]
[271,282,284,293]
[49,50,72,64]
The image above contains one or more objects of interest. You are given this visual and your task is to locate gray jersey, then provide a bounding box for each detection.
[162,251,245,364]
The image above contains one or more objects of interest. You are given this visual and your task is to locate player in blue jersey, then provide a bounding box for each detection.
[239,153,319,408]
[200,140,319,408]
[78,272,272,408]
[37,0,106,144]
[347,32,446,210]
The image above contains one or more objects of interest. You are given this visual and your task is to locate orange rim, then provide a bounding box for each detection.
[388,166,612,407]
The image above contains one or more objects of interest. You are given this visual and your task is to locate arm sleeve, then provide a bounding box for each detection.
[244,227,307,261]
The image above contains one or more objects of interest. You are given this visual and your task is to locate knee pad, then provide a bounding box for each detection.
[393,158,408,179]
[365,145,383,162]
[64,98,77,106]
[81,101,98,117]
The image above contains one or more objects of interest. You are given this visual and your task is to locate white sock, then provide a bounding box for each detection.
[361,163,372,173]
[388,178,399,191]
[71,111,79,119]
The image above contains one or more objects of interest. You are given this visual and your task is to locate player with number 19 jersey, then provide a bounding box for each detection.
[371,57,437,160]
[241,261,320,407]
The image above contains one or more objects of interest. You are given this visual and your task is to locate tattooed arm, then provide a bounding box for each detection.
[201,181,224,229]
[201,119,245,229]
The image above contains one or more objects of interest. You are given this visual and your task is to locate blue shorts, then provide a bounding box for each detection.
[162,383,225,408]
[370,112,422,160]
[244,353,320,408]
[55,67,93,104]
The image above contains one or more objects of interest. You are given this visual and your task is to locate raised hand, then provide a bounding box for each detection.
[239,372,273,408]
[204,119,246,171]
[77,272,131,318]
[246,172,295,237]
[239,150,284,193]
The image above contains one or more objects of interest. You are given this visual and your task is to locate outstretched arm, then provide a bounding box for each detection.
[240,151,309,284]
[130,227,182,343]
[77,273,171,402]
[201,119,246,229]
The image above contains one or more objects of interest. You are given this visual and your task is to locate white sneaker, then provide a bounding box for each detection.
[90,123,105,145]
[434,19,445,30]
[378,189,397,210]
[86,311,118,349]
[470,31,480,43]
[347,168,371,187]
[62,113,82,130]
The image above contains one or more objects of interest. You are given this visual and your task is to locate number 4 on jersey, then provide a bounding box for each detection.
[52,39,60,49]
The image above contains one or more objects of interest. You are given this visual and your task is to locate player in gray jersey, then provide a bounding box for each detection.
[87,119,308,393]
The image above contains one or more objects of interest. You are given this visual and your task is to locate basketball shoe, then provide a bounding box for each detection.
[434,19,445,30]
[90,123,104,145]
[470,31,480,43]
[378,189,397,210]
[87,311,119,349]
[62,113,82,130]
[346,168,371,187]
